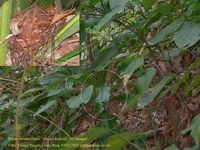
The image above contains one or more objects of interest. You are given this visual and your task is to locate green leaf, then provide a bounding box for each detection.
[120,57,144,77]
[95,86,111,103]
[0,99,14,111]
[81,127,110,142]
[138,74,175,108]
[110,0,129,9]
[142,0,156,9]
[56,48,80,64]
[93,47,119,70]
[82,85,94,103]
[45,89,64,98]
[96,6,123,30]
[66,127,111,150]
[34,100,56,116]
[55,13,80,44]
[128,95,139,107]
[36,0,54,8]
[150,17,184,45]
[96,0,130,30]
[0,0,13,65]
[183,74,200,96]
[183,145,199,150]
[190,127,200,148]
[164,144,179,150]
[136,67,156,92]
[164,48,185,60]
[95,102,104,114]
[21,87,44,98]
[175,21,200,48]
[143,4,173,28]
[22,92,47,108]
[181,114,200,134]
[172,57,200,94]
[108,132,140,150]
[0,94,9,102]
[66,85,94,108]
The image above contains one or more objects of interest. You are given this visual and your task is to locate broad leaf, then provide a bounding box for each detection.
[55,13,80,44]
[66,85,93,108]
[96,7,123,30]
[138,74,175,108]
[120,57,144,77]
[21,87,44,98]
[56,48,80,65]
[136,67,156,92]
[0,0,12,65]
[110,0,129,9]
[164,144,179,150]
[0,99,14,110]
[96,0,129,30]
[190,127,200,148]
[150,17,184,45]
[108,132,141,150]
[66,127,111,150]
[95,86,111,103]
[181,114,200,134]
[142,0,156,9]
[0,94,9,102]
[164,48,185,60]
[34,100,56,116]
[175,21,200,48]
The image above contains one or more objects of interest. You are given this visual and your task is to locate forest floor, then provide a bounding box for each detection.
[72,52,200,149]
[6,5,79,66]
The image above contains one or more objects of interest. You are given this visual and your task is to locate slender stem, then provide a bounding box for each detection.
[0,77,19,83]
[15,67,27,150]
[148,105,160,149]
[21,107,71,138]
[55,0,62,12]
[0,0,12,65]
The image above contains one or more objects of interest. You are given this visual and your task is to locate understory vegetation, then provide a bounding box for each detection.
[0,0,200,150]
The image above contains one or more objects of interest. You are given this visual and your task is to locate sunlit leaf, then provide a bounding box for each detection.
[95,86,111,103]
[66,85,93,108]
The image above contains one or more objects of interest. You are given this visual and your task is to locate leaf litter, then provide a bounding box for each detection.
[7,4,79,66]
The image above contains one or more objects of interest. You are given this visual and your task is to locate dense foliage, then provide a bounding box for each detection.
[0,0,200,150]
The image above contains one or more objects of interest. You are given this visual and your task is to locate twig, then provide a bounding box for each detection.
[148,105,160,149]
[0,77,19,83]
[15,67,27,150]
[21,107,71,138]
[86,33,94,64]
[1,85,18,96]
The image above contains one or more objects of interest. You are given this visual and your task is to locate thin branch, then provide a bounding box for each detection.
[0,77,19,83]
[15,68,27,150]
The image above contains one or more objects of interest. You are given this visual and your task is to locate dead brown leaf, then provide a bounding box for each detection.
[164,95,180,128]
[158,61,170,75]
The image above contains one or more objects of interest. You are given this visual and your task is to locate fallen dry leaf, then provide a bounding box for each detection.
[158,61,170,76]
[182,50,192,67]
[164,95,180,127]
[178,135,195,149]
[187,103,199,112]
